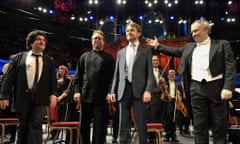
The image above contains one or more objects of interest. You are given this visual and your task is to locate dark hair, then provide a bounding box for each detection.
[26,30,46,50]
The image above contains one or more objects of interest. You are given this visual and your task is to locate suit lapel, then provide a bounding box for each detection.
[209,40,217,63]
[39,54,46,82]
[134,45,143,63]
[121,47,127,71]
[20,53,28,83]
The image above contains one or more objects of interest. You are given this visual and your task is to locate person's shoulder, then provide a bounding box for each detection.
[211,39,231,48]
[9,51,27,61]
[82,51,92,57]
[43,53,54,60]
[186,42,196,47]
[117,47,126,54]
[103,51,114,59]
[211,39,229,44]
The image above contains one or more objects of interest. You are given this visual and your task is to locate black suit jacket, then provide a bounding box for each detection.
[0,51,57,112]
[156,39,236,117]
[73,50,115,103]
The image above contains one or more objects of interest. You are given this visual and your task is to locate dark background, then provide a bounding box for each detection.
[0,0,239,71]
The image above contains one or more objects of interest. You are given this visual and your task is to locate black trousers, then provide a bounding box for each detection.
[119,80,148,144]
[148,91,167,123]
[164,100,177,139]
[190,79,228,144]
[16,105,46,144]
[80,102,108,144]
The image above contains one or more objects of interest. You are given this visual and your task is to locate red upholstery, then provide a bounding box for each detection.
[147,123,163,129]
[48,106,58,121]
[52,121,80,127]
[0,118,19,123]
[146,123,163,144]
[45,106,80,144]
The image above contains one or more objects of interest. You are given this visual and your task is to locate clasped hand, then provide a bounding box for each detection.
[0,100,9,110]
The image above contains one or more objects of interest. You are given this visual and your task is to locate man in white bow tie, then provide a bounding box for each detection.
[147,19,236,144]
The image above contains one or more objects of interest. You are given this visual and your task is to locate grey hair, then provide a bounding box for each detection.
[191,20,212,34]
[91,30,105,40]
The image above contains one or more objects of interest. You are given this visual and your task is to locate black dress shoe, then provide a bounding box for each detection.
[184,129,190,134]
[163,138,170,142]
[112,138,117,143]
[172,138,179,142]
[180,130,184,135]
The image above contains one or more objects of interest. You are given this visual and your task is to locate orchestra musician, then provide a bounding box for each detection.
[177,76,190,135]
[163,69,180,142]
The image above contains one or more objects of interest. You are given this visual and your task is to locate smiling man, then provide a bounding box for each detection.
[0,30,57,144]
[147,19,236,144]
[107,22,154,144]
[73,30,115,144]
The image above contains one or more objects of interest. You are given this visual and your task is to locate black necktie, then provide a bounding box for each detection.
[32,54,40,89]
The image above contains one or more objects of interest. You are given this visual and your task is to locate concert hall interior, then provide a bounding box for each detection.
[0,0,239,71]
[0,0,240,143]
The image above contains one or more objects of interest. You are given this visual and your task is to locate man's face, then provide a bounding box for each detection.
[152,56,159,68]
[191,23,209,42]
[168,72,176,81]
[31,35,46,53]
[91,33,105,51]
[125,25,140,42]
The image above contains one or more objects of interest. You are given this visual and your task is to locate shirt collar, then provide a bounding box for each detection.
[29,50,43,56]
[128,41,139,50]
[197,37,210,47]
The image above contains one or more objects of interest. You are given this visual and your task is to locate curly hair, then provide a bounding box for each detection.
[26,30,46,50]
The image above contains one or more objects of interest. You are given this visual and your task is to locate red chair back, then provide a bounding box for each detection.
[48,106,58,122]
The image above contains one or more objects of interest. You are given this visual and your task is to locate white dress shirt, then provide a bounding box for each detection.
[153,68,160,85]
[191,37,223,82]
[169,80,176,98]
[26,51,43,89]
[126,41,139,82]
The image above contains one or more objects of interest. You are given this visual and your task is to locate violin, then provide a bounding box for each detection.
[159,80,169,101]
[75,102,80,110]
[176,90,188,118]
[109,102,116,115]
[159,56,172,101]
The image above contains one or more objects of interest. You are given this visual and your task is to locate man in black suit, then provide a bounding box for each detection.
[107,22,154,144]
[0,30,57,144]
[147,20,236,144]
[73,30,115,144]
[148,55,167,123]
[164,69,179,142]
[0,63,17,143]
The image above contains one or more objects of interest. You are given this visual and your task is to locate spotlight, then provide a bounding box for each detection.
[170,16,174,20]
[138,15,144,20]
[42,8,47,13]
[48,10,54,15]
[109,16,115,20]
[89,15,94,20]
